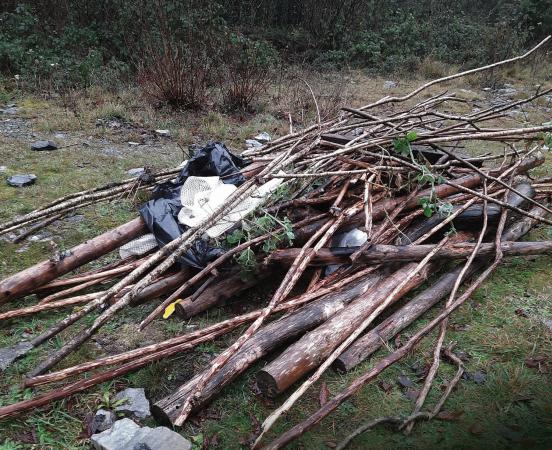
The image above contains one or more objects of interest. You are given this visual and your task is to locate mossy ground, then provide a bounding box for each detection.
[0,67,551,449]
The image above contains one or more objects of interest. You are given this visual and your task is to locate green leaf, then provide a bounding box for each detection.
[406,131,418,141]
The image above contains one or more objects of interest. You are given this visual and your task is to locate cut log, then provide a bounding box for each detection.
[269,240,552,266]
[152,271,387,425]
[175,269,272,319]
[0,217,147,303]
[335,203,548,372]
[255,234,471,397]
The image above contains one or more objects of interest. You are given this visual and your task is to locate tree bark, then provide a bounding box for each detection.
[152,271,386,425]
[175,269,272,319]
[255,234,470,397]
[269,240,552,266]
[0,217,147,303]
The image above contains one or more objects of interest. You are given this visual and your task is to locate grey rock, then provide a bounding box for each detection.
[0,341,33,370]
[54,132,67,139]
[127,168,145,177]
[7,174,37,187]
[31,140,58,151]
[91,418,141,450]
[155,129,170,137]
[0,165,7,173]
[127,141,141,146]
[1,107,18,115]
[245,139,263,149]
[351,127,364,136]
[114,388,151,419]
[254,132,271,143]
[103,147,122,157]
[383,80,397,89]
[91,409,116,434]
[127,427,192,450]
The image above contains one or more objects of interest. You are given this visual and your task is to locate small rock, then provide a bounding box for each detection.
[0,165,7,173]
[254,132,271,143]
[541,318,552,332]
[7,174,37,187]
[127,427,192,450]
[155,129,170,137]
[54,132,67,139]
[0,341,33,371]
[91,418,140,450]
[0,107,18,115]
[482,87,492,92]
[127,142,141,146]
[114,388,151,419]
[351,127,364,136]
[66,214,85,224]
[397,374,415,388]
[383,80,397,89]
[31,140,57,151]
[127,168,145,177]
[245,139,263,149]
[103,147,122,157]
[91,409,116,434]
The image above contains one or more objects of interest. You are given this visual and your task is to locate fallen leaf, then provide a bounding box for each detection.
[525,356,548,373]
[319,381,330,407]
[437,410,463,421]
[378,380,393,393]
[397,374,415,388]
[325,441,337,448]
[469,423,485,435]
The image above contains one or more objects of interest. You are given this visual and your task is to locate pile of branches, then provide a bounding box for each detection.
[1,37,552,449]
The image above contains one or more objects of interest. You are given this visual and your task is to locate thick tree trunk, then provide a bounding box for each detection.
[0,218,147,303]
[269,240,552,266]
[152,271,386,425]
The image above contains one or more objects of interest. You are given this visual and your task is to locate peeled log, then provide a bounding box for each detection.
[152,271,386,425]
[0,218,147,303]
[255,234,471,397]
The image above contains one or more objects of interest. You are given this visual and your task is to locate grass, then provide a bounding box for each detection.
[0,66,551,449]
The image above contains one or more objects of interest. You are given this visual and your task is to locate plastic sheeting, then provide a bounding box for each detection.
[138,142,248,268]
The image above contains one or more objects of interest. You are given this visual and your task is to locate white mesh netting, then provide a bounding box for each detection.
[119,233,158,259]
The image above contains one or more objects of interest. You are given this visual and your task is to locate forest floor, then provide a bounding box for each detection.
[0,68,551,450]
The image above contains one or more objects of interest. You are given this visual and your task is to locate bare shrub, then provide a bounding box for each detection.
[218,33,278,111]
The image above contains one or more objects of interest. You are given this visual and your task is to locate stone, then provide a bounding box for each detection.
[66,214,85,224]
[383,80,397,89]
[155,129,170,137]
[31,140,58,151]
[114,388,151,419]
[102,147,122,157]
[541,318,552,333]
[127,427,192,450]
[254,132,271,143]
[127,168,145,177]
[127,142,141,146]
[54,132,67,139]
[245,139,263,149]
[0,341,33,370]
[91,418,140,450]
[0,166,7,173]
[91,409,116,434]
[0,107,18,115]
[7,174,37,187]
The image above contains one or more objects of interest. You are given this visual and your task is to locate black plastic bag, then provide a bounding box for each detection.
[139,142,248,268]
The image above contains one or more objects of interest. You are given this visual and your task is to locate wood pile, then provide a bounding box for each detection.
[0,37,551,449]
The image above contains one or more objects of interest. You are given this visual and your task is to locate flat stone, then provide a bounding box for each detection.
[114,388,151,419]
[127,142,141,146]
[383,80,397,89]
[0,107,18,115]
[127,427,192,450]
[254,132,271,143]
[31,140,57,151]
[7,174,37,187]
[91,409,116,434]
[0,341,33,370]
[102,147,122,157]
[91,418,141,450]
[245,139,263,148]
[127,168,145,177]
